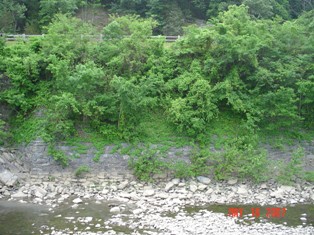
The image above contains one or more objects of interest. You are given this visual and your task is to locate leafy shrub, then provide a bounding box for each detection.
[75,165,90,177]
[277,147,305,185]
[128,148,166,181]
[211,135,269,182]
[170,161,193,179]
[48,145,69,167]
[0,119,6,145]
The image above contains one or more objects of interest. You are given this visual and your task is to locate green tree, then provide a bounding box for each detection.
[39,0,80,27]
[0,0,27,33]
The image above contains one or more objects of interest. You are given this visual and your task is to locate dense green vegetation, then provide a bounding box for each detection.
[1,0,313,34]
[0,4,313,183]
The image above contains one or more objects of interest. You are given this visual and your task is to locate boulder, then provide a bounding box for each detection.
[165,182,175,192]
[227,178,238,185]
[73,198,83,204]
[11,191,27,199]
[189,184,198,193]
[110,207,121,213]
[0,170,18,186]
[196,176,211,185]
[143,189,155,197]
[198,184,207,191]
[30,186,47,199]
[117,181,129,190]
[171,178,180,185]
[133,209,143,215]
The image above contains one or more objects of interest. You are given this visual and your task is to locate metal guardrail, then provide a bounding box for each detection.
[1,34,181,42]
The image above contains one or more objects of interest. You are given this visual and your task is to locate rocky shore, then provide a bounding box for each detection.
[1,173,314,235]
[1,142,314,234]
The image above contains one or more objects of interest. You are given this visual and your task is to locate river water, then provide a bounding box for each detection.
[0,200,313,234]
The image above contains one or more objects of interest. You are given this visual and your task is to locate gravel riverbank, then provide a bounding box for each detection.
[0,173,313,234]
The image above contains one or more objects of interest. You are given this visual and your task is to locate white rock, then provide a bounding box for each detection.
[165,182,175,192]
[85,217,93,223]
[171,178,180,185]
[196,176,211,185]
[11,191,27,199]
[227,178,238,185]
[110,207,120,213]
[73,198,83,204]
[0,170,18,186]
[156,193,168,199]
[31,186,47,199]
[133,209,143,215]
[198,184,207,191]
[237,186,248,195]
[189,184,198,193]
[206,188,213,194]
[143,189,155,197]
[118,181,129,190]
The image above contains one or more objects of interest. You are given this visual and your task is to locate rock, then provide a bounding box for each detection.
[119,192,132,199]
[31,186,47,199]
[0,170,18,186]
[171,178,180,185]
[33,197,43,203]
[189,184,198,193]
[237,186,248,195]
[165,182,175,192]
[3,190,10,196]
[85,217,93,223]
[255,194,267,201]
[11,191,27,199]
[206,188,213,194]
[73,198,83,204]
[270,188,285,198]
[156,193,168,199]
[133,209,143,215]
[196,176,211,185]
[118,181,128,190]
[143,189,155,197]
[279,185,295,192]
[227,178,238,185]
[198,184,207,191]
[260,183,268,189]
[110,207,120,213]
[102,189,109,195]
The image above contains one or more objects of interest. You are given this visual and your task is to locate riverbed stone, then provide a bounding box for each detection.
[189,184,198,193]
[110,207,120,213]
[11,191,27,199]
[196,176,211,185]
[165,182,175,192]
[198,184,207,191]
[237,185,248,195]
[133,209,143,215]
[31,186,47,199]
[143,189,155,197]
[118,181,128,190]
[227,178,238,185]
[171,178,180,185]
[73,198,83,204]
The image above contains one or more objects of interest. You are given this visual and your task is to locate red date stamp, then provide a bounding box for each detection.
[228,207,287,218]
